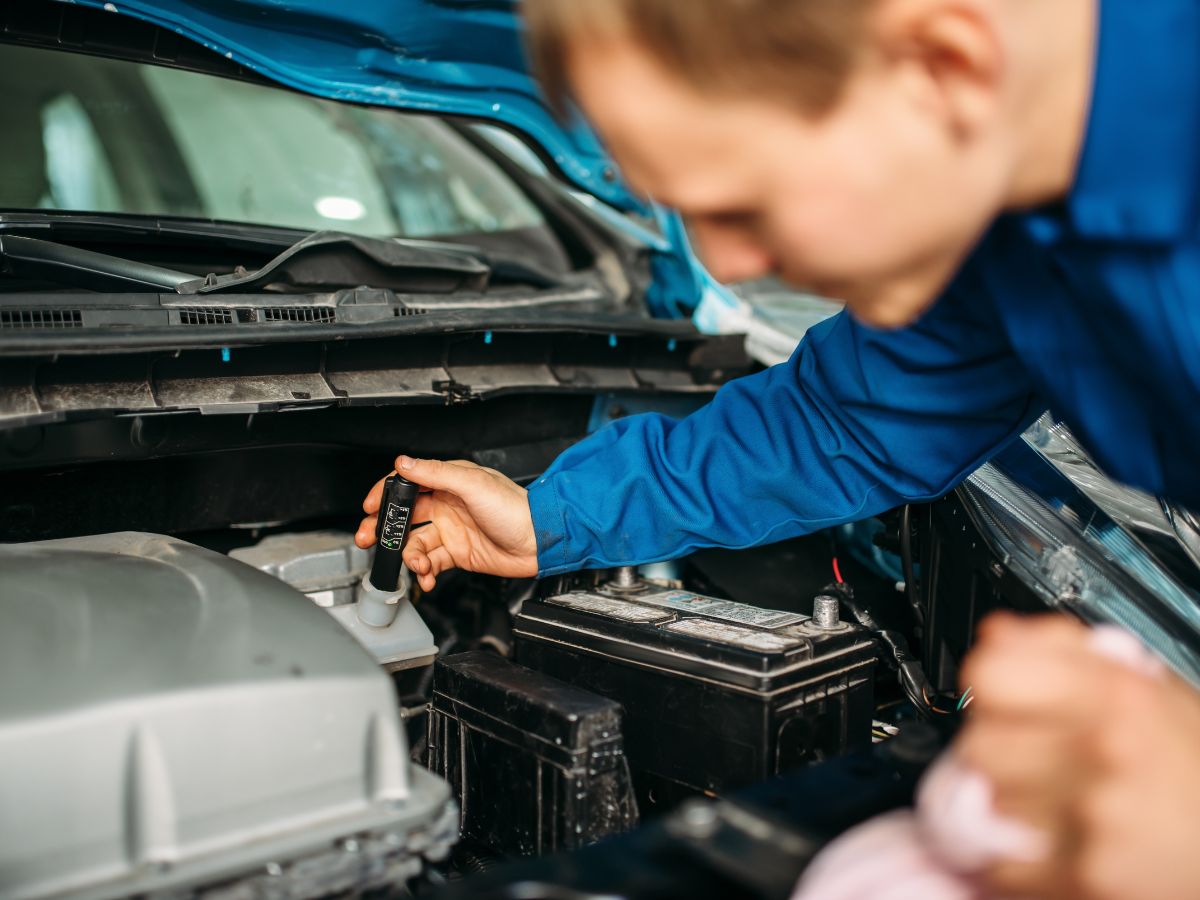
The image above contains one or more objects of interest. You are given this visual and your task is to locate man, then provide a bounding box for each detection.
[356,1,1200,896]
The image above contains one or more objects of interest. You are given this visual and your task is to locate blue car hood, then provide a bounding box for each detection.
[68,0,636,211]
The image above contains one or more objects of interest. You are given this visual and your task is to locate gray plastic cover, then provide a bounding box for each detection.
[0,533,452,900]
[229,530,370,607]
[229,532,437,669]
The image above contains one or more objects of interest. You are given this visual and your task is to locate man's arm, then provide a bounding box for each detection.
[530,274,1042,576]
[356,268,1041,587]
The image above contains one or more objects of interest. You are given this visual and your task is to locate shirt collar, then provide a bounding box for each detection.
[1066,0,1200,241]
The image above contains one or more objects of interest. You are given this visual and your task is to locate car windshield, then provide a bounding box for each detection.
[0,43,548,241]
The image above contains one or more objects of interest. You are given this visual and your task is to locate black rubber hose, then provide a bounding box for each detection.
[828,581,937,718]
[900,504,924,626]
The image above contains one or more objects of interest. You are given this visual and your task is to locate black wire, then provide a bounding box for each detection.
[900,504,924,626]
[829,581,937,721]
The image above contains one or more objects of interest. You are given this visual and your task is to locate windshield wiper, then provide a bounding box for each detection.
[0,230,491,295]
[0,234,194,292]
[179,230,490,294]
[0,220,562,294]
[0,211,318,251]
[177,231,564,293]
[475,253,564,290]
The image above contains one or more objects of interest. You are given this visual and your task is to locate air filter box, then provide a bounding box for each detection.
[513,578,877,810]
[0,532,455,900]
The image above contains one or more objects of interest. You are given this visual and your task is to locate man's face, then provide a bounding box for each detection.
[566,37,1010,329]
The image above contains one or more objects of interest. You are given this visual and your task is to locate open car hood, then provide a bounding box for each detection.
[64,0,639,212]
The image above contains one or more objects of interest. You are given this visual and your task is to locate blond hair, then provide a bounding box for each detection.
[523,0,875,117]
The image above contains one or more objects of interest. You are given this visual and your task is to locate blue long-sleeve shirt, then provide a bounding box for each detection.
[528,0,1200,576]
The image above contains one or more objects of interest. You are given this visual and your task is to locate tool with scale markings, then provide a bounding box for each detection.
[369,473,420,593]
[345,471,437,662]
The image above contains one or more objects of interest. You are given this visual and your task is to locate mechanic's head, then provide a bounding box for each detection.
[525,0,1093,328]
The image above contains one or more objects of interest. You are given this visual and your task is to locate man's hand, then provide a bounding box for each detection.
[355,455,538,591]
[956,613,1200,900]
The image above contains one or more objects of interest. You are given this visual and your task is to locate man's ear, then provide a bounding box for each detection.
[872,0,1004,143]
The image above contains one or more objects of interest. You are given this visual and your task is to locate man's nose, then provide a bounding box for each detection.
[690,225,775,284]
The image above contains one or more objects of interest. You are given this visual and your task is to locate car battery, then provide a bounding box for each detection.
[426,650,638,857]
[513,574,878,808]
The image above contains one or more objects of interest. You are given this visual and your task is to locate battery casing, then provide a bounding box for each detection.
[513,584,877,807]
[427,651,637,857]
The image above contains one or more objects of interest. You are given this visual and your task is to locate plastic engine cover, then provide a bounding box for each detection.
[0,532,454,900]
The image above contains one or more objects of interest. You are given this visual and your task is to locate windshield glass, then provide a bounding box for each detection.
[0,43,548,240]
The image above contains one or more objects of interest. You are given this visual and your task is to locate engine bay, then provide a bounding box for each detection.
[0,504,952,899]
[4,4,1200,895]
[4,361,1195,899]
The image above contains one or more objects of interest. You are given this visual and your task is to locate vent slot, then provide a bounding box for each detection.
[0,309,83,329]
[262,306,336,324]
[395,307,428,317]
[178,307,234,326]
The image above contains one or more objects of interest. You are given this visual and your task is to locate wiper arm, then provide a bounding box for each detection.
[0,211,314,251]
[0,234,194,292]
[179,230,491,295]
[0,223,560,294]
[473,252,563,290]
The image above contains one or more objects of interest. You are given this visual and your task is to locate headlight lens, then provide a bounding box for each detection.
[958,416,1200,683]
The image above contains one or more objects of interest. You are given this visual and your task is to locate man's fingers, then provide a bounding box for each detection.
[355,514,378,548]
[955,722,1089,809]
[403,522,461,592]
[407,538,455,593]
[402,524,444,573]
[368,457,478,511]
[964,615,1164,729]
[961,647,1116,723]
[974,611,1089,652]
[956,720,1082,784]
[425,545,456,577]
[984,855,1074,900]
[395,455,484,494]
[403,526,439,591]
[413,493,437,522]
[359,458,477,574]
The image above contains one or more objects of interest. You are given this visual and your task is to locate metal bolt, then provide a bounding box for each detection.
[610,566,639,589]
[813,595,840,629]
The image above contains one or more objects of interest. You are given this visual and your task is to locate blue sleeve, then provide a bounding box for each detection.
[527,272,1043,576]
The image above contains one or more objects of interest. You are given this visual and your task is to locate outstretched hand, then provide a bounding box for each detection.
[356,455,539,592]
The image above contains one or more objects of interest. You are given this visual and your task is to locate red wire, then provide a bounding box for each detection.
[832,556,844,584]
